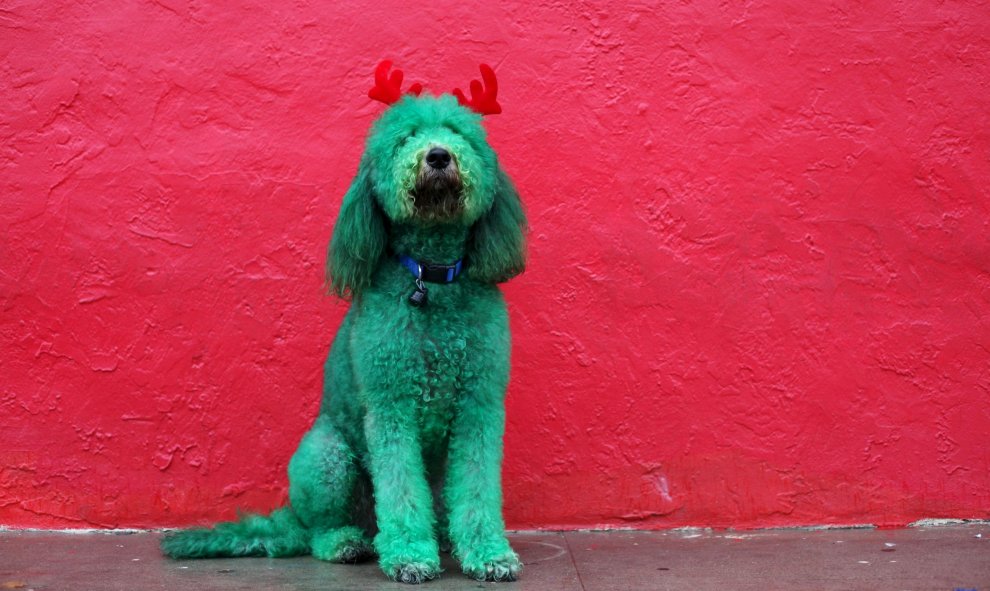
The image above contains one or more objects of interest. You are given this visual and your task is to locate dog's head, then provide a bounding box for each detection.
[365,94,497,225]
[327,63,527,298]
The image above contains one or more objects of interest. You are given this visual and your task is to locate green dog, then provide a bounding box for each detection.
[161,62,527,584]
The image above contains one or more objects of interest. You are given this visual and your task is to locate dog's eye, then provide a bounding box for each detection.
[398,129,418,148]
[396,131,418,153]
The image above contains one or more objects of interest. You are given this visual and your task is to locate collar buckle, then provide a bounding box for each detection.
[399,255,463,284]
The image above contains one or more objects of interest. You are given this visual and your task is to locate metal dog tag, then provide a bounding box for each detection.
[409,278,428,307]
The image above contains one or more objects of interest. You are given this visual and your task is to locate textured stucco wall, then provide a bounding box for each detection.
[2,0,989,530]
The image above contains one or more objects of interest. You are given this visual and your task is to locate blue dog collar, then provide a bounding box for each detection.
[398,254,464,283]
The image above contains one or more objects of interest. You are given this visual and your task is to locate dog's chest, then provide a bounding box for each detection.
[410,313,469,445]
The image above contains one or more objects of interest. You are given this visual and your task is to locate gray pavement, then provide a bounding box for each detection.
[0,524,987,590]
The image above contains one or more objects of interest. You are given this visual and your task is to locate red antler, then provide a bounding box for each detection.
[368,60,423,105]
[453,64,502,115]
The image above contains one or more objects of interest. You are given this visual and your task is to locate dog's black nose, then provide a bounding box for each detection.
[425,147,452,169]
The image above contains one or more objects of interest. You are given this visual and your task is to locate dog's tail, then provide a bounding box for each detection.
[161,506,309,559]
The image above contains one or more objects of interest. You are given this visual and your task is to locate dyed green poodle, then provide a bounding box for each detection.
[161,93,527,584]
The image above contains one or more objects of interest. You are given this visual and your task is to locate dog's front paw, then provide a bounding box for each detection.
[461,551,522,582]
[377,535,441,584]
[383,560,442,584]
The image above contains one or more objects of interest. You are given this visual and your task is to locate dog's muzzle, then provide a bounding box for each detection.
[412,146,463,220]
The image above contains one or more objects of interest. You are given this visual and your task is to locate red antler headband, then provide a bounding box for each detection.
[452,64,501,115]
[367,60,502,116]
[367,60,423,105]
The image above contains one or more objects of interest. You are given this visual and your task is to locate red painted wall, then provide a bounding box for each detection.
[2,1,989,530]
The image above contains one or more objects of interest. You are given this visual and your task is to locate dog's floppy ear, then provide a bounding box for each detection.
[466,165,527,283]
[326,161,387,298]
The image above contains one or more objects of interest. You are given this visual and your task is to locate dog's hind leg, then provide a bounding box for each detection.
[310,525,374,563]
[288,415,373,563]
[431,468,452,554]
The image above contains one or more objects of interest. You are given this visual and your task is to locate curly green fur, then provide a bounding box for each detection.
[162,93,527,584]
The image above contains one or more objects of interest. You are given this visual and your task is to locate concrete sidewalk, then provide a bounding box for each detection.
[0,524,987,590]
